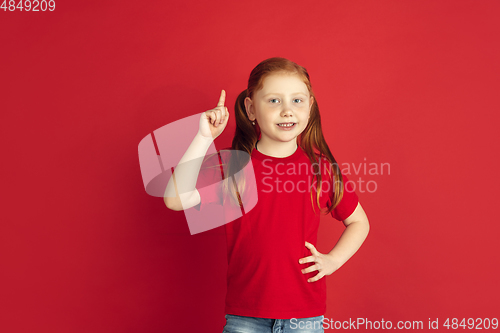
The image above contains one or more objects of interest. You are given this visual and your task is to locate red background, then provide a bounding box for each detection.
[1,0,499,332]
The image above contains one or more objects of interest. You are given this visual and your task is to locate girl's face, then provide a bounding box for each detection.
[245,73,313,145]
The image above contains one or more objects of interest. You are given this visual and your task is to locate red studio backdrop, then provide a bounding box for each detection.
[1,1,499,332]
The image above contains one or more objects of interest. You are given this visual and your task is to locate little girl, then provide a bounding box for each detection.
[164,57,370,333]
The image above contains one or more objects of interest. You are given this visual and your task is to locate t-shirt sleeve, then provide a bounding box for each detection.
[190,151,224,211]
[329,172,359,222]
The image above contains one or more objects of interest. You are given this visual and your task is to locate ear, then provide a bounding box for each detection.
[244,97,255,121]
[308,96,314,115]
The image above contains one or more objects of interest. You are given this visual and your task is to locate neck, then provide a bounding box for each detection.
[256,138,298,158]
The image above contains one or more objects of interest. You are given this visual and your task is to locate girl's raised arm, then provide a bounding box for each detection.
[163,90,229,211]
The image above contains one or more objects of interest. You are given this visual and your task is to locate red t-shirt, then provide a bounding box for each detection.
[191,145,359,319]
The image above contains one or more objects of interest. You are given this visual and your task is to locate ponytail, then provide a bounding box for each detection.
[232,89,258,154]
[219,89,259,207]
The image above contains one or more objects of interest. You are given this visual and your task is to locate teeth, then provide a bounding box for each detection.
[278,123,294,127]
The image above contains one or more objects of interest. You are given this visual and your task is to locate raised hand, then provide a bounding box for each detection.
[299,241,341,283]
[198,90,230,140]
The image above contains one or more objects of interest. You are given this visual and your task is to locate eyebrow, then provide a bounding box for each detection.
[262,92,308,97]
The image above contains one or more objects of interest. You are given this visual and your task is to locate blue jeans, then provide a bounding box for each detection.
[222,314,325,333]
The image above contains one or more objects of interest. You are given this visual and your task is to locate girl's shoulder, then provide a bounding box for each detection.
[201,147,252,175]
[202,147,232,164]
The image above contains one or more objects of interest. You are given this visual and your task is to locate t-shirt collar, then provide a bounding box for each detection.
[251,143,303,163]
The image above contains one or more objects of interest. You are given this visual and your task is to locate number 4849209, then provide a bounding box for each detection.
[1,0,55,11]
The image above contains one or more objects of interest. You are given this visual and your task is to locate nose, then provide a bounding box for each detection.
[281,101,293,117]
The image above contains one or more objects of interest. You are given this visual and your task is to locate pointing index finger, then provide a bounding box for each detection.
[217,89,226,107]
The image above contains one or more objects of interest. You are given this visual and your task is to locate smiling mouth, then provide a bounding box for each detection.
[277,122,296,127]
